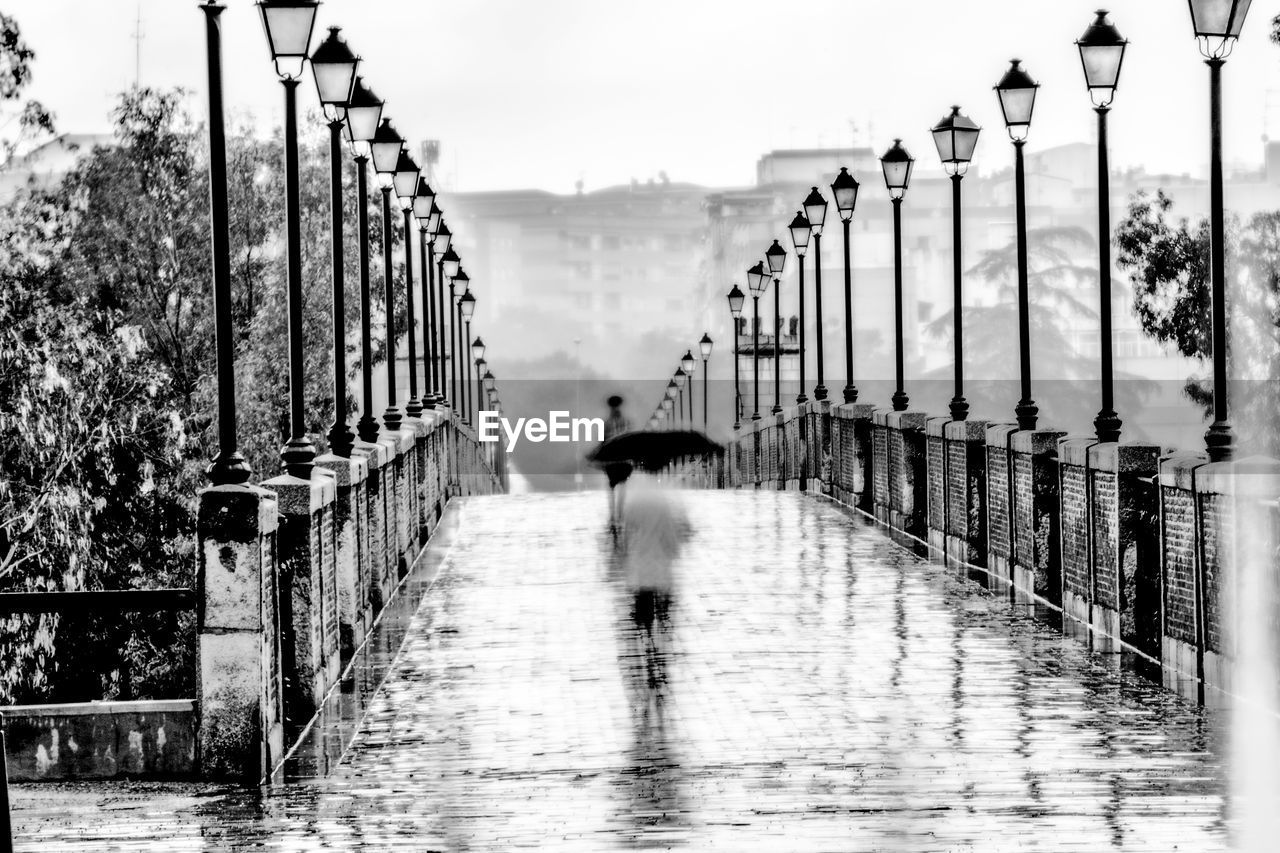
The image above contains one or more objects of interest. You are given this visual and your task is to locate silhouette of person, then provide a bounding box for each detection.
[602,394,633,528]
[619,470,688,637]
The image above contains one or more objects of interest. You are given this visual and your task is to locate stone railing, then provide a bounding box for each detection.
[707,401,1280,710]
[196,407,503,783]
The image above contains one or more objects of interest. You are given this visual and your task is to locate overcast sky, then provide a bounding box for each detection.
[12,1,1280,193]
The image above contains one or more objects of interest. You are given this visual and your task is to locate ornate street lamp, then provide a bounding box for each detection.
[932,105,981,422]
[880,139,915,413]
[788,211,812,406]
[728,284,745,429]
[434,222,454,406]
[1077,9,1128,443]
[459,283,476,426]
[674,366,688,427]
[830,167,860,404]
[474,356,487,426]
[257,0,319,476]
[699,332,714,431]
[370,118,405,432]
[747,261,769,421]
[765,239,787,414]
[394,150,423,418]
[413,179,439,408]
[803,187,829,401]
[443,246,462,409]
[996,59,1041,431]
[1189,0,1251,460]
[681,349,696,425]
[202,1,252,485]
[310,27,359,456]
[339,78,383,444]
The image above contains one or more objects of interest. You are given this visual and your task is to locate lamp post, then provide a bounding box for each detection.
[393,150,422,418]
[436,226,457,407]
[370,117,405,432]
[1077,10,1128,443]
[674,367,688,426]
[931,105,982,422]
[444,250,462,410]
[830,167,860,404]
[202,1,252,485]
[413,181,438,408]
[681,349,696,425]
[1189,0,1250,461]
[728,285,745,429]
[996,59,1041,431]
[459,284,476,426]
[699,333,713,431]
[803,187,829,401]
[257,0,319,476]
[765,239,787,413]
[665,381,678,429]
[474,356,487,427]
[788,212,812,405]
[880,139,915,413]
[747,261,769,421]
[309,26,359,457]
[343,77,383,444]
[472,336,487,422]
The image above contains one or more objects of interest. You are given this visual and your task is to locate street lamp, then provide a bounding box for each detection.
[459,283,476,426]
[343,77,382,444]
[996,59,1041,431]
[765,239,787,414]
[474,355,487,426]
[413,179,439,408]
[674,366,688,427]
[371,118,405,432]
[394,150,423,418]
[728,284,745,429]
[1189,0,1250,461]
[201,1,252,485]
[434,223,455,406]
[803,187,829,401]
[747,261,769,421]
[830,167,860,404]
[1077,9,1128,442]
[880,139,915,413]
[443,247,461,409]
[699,332,713,431]
[932,105,981,422]
[258,0,319,476]
[681,349,696,425]
[788,211,812,406]
[310,26,359,456]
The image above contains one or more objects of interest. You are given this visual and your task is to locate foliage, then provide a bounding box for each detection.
[0,12,54,167]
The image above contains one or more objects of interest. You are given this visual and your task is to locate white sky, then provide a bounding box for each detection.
[12,0,1280,193]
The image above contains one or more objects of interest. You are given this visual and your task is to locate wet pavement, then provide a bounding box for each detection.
[10,490,1233,851]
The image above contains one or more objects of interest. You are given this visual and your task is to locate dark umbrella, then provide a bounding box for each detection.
[589,429,722,471]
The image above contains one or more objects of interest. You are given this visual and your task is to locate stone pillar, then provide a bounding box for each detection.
[352,439,391,618]
[886,411,927,543]
[832,403,876,511]
[1087,442,1159,654]
[925,417,950,556]
[197,484,283,782]
[261,471,338,732]
[812,400,832,493]
[1159,452,1208,701]
[1057,437,1096,638]
[782,410,802,491]
[404,416,429,546]
[394,426,417,571]
[1008,429,1066,607]
[942,419,992,568]
[984,424,1018,592]
[871,412,892,524]
[313,453,368,662]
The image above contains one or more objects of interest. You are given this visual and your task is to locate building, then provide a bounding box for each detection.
[0,133,114,202]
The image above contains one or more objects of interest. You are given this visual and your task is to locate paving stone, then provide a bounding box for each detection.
[10,491,1231,851]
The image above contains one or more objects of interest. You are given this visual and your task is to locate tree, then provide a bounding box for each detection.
[0,12,54,168]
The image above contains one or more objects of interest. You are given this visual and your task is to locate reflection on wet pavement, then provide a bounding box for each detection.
[11,491,1232,851]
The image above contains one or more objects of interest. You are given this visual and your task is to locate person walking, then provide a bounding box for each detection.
[603,395,633,529]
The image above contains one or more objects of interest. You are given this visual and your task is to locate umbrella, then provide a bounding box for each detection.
[589,429,723,471]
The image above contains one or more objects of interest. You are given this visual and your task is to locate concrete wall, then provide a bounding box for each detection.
[716,404,1280,709]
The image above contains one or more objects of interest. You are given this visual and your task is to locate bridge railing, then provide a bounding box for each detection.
[692,399,1280,710]
[1,406,503,786]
